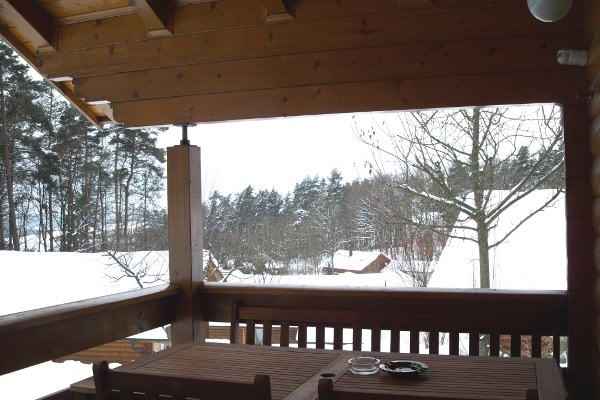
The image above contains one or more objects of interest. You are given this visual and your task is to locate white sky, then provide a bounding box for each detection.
[156,113,377,197]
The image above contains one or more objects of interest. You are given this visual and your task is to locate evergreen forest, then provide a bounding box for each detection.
[0,41,564,285]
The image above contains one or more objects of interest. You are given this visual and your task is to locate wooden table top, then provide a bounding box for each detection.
[70,342,566,400]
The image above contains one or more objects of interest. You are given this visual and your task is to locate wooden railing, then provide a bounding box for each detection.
[199,283,568,362]
[0,284,180,376]
[0,282,568,400]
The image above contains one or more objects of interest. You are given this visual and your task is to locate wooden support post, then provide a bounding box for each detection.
[167,144,204,344]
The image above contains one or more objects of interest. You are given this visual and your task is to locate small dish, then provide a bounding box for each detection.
[379,360,428,378]
[348,356,380,375]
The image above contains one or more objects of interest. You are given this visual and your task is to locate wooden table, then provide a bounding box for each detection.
[70,342,566,400]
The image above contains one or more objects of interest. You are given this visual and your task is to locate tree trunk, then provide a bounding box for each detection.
[114,130,121,250]
[123,134,137,252]
[0,63,20,251]
[49,184,54,251]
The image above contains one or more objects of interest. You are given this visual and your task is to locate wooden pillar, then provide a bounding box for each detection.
[167,144,205,344]
[585,2,600,398]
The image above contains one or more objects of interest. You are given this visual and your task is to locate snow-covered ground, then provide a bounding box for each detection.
[0,190,567,398]
[429,190,566,290]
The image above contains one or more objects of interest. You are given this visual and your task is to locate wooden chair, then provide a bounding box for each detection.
[93,360,272,400]
[317,378,539,400]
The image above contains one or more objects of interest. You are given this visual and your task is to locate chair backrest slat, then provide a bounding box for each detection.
[93,361,271,400]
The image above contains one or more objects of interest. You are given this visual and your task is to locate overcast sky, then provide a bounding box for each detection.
[156,113,378,197]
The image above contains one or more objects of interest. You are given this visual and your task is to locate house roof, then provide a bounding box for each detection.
[330,250,391,272]
[0,1,587,129]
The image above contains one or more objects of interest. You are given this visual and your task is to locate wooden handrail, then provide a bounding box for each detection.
[0,284,180,376]
[199,283,568,359]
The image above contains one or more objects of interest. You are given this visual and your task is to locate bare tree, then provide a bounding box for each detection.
[356,105,564,290]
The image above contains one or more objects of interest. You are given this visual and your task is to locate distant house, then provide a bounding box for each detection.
[332,250,392,274]
[204,250,223,282]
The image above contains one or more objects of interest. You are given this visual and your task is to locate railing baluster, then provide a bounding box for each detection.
[316,323,325,349]
[352,325,362,351]
[511,332,521,357]
[230,301,239,344]
[280,322,290,347]
[489,330,500,356]
[263,321,272,346]
[449,330,459,355]
[429,331,439,354]
[371,326,381,352]
[410,328,419,354]
[298,322,307,348]
[531,334,541,358]
[390,327,400,353]
[333,324,343,350]
[553,334,561,364]
[469,330,479,355]
[246,321,256,345]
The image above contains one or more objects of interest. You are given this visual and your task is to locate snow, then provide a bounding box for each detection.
[429,190,566,290]
[0,190,567,398]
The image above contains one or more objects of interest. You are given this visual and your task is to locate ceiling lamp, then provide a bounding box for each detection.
[527,0,572,22]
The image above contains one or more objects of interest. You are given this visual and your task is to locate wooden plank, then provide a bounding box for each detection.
[449,331,460,356]
[0,285,178,375]
[72,32,585,104]
[489,331,500,357]
[371,327,381,352]
[246,321,256,345]
[37,3,584,79]
[410,329,419,353]
[469,331,479,356]
[263,321,273,346]
[298,322,307,348]
[352,325,361,351]
[280,322,290,347]
[429,331,439,355]
[531,335,542,358]
[0,0,56,51]
[333,324,343,350]
[167,145,204,344]
[110,69,588,127]
[390,327,400,353]
[511,332,521,357]
[316,323,325,349]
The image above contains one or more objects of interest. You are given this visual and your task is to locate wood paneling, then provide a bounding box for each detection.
[72,32,584,104]
[111,69,588,127]
[37,3,583,79]
[0,285,179,376]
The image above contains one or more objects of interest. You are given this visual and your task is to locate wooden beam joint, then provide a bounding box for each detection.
[129,0,174,37]
[262,0,295,23]
[0,0,56,50]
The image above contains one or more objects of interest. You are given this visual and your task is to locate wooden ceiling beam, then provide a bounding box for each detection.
[0,0,56,51]
[129,0,174,37]
[37,3,583,80]
[72,32,584,104]
[262,0,295,23]
[111,69,588,127]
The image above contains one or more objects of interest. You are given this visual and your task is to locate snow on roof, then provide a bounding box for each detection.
[223,268,409,287]
[327,250,390,272]
[429,190,566,290]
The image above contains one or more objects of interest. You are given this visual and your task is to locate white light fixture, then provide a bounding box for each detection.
[527,0,572,22]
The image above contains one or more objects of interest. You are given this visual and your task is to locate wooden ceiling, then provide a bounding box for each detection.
[0,0,590,128]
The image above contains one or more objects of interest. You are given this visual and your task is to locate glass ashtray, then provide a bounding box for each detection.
[348,356,380,375]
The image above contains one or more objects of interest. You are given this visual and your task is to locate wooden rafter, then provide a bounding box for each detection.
[262,0,295,22]
[129,0,174,37]
[0,0,55,51]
